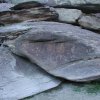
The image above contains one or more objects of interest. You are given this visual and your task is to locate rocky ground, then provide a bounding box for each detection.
[0,0,100,100]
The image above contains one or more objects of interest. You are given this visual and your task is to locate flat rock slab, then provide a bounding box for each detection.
[7,21,100,82]
[0,47,61,99]
[78,14,100,31]
[55,8,82,24]
[0,7,58,25]
[0,3,14,12]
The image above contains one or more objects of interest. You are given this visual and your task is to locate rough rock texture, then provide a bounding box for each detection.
[11,1,44,10]
[0,47,61,99]
[0,7,58,25]
[0,3,14,12]
[55,8,82,24]
[78,14,100,31]
[0,22,32,40]
[10,0,100,12]
[7,21,100,82]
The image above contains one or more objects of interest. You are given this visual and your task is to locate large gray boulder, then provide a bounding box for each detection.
[7,21,100,82]
[55,8,82,24]
[0,47,61,99]
[78,14,100,31]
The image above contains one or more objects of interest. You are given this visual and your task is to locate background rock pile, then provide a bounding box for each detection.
[0,0,100,100]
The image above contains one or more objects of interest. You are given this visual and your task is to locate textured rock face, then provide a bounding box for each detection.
[0,7,58,25]
[0,22,33,40]
[9,0,100,12]
[55,8,82,23]
[78,14,100,31]
[0,47,61,99]
[11,1,44,10]
[0,3,14,12]
[7,21,100,82]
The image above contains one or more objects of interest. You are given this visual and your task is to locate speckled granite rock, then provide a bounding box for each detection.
[0,47,61,99]
[7,21,100,82]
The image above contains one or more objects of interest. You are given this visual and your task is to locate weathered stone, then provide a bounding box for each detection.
[55,8,82,24]
[7,21,100,82]
[78,14,100,31]
[0,22,32,40]
[0,3,14,12]
[0,47,61,99]
[9,0,100,12]
[11,1,44,10]
[0,7,58,25]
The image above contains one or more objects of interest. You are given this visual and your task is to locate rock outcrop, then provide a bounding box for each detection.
[7,21,100,82]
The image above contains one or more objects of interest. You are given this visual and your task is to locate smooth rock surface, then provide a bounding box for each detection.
[0,47,61,99]
[0,3,14,12]
[55,8,82,23]
[78,14,100,31]
[7,21,100,82]
[0,7,58,25]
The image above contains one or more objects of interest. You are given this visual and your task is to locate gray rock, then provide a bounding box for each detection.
[55,8,82,24]
[7,21,100,82]
[0,7,58,25]
[0,47,61,99]
[0,22,32,40]
[9,0,100,12]
[78,14,100,31]
[11,1,44,10]
[0,3,14,12]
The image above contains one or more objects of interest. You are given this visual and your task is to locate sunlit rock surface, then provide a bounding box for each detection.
[0,47,61,99]
[7,21,100,82]
[55,8,82,24]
